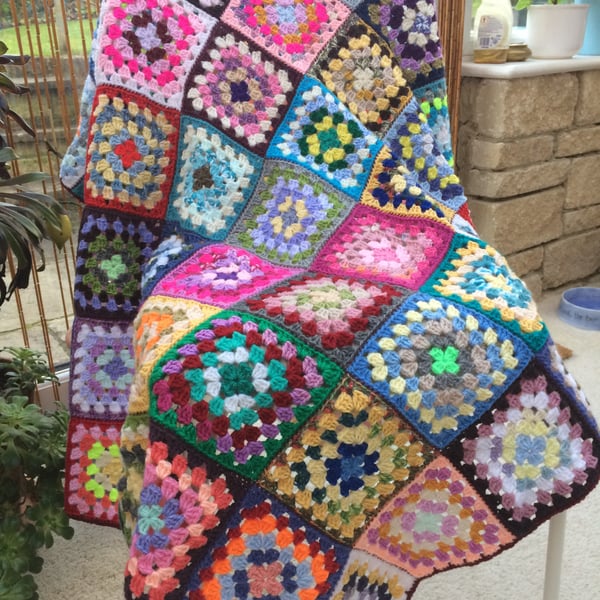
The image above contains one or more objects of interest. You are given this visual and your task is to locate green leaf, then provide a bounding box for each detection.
[6,110,35,136]
[0,42,8,56]
[0,146,18,162]
[0,72,21,94]
[0,172,50,186]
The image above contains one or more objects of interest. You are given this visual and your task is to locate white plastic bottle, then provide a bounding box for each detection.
[473,0,513,63]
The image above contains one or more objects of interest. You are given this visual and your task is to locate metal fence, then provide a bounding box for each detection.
[1,0,99,383]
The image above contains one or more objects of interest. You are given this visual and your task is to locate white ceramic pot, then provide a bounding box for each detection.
[526,4,590,59]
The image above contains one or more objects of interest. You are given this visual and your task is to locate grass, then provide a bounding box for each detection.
[0,20,94,58]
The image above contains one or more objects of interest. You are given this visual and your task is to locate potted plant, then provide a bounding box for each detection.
[514,0,590,59]
[0,40,72,307]
[0,40,74,600]
[0,346,74,600]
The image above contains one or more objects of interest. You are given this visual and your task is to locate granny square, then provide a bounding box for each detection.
[331,550,417,600]
[268,77,383,199]
[240,273,407,364]
[128,295,222,415]
[349,293,532,448]
[356,455,515,578]
[359,146,454,221]
[125,439,241,599]
[453,362,600,535]
[60,73,96,191]
[539,340,599,431]
[186,486,350,599]
[74,208,162,319]
[183,22,300,153]
[140,234,198,301]
[312,204,453,291]
[310,15,412,135]
[413,78,455,169]
[423,234,549,351]
[383,97,463,208]
[95,0,217,108]
[85,88,179,218]
[229,160,353,268]
[151,243,302,308]
[166,117,263,240]
[149,312,343,479]
[221,0,351,72]
[358,0,444,86]
[65,417,123,526]
[69,317,135,420]
[261,377,435,543]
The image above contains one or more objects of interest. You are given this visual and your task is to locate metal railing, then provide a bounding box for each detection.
[1,0,99,389]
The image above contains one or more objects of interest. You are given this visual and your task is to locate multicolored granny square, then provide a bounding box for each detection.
[69,317,135,419]
[350,293,532,447]
[167,117,263,240]
[74,209,162,318]
[140,234,197,300]
[359,0,444,86]
[242,273,406,363]
[125,440,237,599]
[455,363,600,533]
[128,295,221,414]
[183,22,300,153]
[383,97,462,208]
[152,243,301,307]
[60,73,97,190]
[312,204,453,291]
[261,378,434,543]
[186,486,349,599]
[268,77,383,199]
[95,0,217,107]
[85,88,179,218]
[150,312,343,478]
[222,0,351,72]
[424,234,548,350]
[118,415,151,540]
[414,78,454,168]
[356,456,515,578]
[65,417,123,526]
[311,16,412,134]
[230,160,353,267]
[331,550,416,600]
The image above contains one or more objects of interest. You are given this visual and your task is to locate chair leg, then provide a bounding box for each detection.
[543,512,567,600]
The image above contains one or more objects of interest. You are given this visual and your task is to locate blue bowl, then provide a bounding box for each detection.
[558,287,600,330]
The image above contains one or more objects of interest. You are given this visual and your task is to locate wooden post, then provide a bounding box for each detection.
[436,0,466,157]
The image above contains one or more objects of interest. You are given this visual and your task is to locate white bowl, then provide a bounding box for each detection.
[558,287,600,330]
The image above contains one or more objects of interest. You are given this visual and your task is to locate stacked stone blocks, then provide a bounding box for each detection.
[457,70,600,297]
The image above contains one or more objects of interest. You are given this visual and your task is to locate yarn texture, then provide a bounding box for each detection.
[60,1,600,598]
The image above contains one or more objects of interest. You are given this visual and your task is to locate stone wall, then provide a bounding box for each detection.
[456,69,600,299]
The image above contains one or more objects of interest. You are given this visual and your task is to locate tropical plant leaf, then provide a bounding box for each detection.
[6,110,35,136]
[0,53,30,66]
[0,73,25,95]
[0,42,8,56]
[0,172,50,187]
[0,147,18,162]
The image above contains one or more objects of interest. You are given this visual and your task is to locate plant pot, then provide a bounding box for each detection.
[575,0,600,55]
[526,4,590,59]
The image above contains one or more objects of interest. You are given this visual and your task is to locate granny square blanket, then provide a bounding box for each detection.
[60,1,600,598]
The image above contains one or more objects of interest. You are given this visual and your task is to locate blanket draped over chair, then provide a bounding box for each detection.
[60,0,600,598]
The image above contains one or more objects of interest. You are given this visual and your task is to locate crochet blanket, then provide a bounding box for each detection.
[60,1,600,598]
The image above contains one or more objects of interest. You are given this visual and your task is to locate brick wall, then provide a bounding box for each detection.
[456,69,600,298]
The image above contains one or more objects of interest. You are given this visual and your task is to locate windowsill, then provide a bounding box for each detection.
[462,54,600,79]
